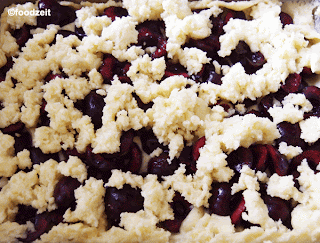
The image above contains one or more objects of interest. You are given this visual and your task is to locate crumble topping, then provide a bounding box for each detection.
[0,0,320,242]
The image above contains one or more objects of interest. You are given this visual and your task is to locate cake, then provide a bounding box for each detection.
[0,0,320,242]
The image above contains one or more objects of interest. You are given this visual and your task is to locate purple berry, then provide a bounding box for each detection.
[105,184,144,226]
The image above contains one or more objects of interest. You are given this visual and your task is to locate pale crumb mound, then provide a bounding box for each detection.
[5,2,37,29]
[281,0,319,26]
[20,84,43,128]
[195,133,233,182]
[162,0,192,19]
[231,166,260,195]
[64,177,106,228]
[141,174,175,221]
[178,47,211,75]
[83,16,112,36]
[171,207,235,242]
[300,116,320,143]
[21,25,58,61]
[101,16,138,51]
[242,189,277,229]
[122,0,164,22]
[268,93,313,124]
[0,159,62,221]
[1,31,19,57]
[57,156,87,183]
[267,173,302,202]
[148,87,208,160]
[163,164,213,208]
[75,6,99,28]
[105,169,144,189]
[291,161,320,231]
[46,34,102,77]
[92,79,149,154]
[34,126,64,154]
[0,221,34,243]
[278,141,303,160]
[127,54,166,82]
[0,132,21,177]
[119,210,171,243]
[164,10,212,60]
[207,114,280,153]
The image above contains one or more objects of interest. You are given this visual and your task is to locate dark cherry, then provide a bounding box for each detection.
[64,147,86,161]
[29,147,60,165]
[44,72,64,83]
[139,128,163,154]
[197,64,222,85]
[87,166,111,182]
[226,41,266,74]
[57,30,76,38]
[163,63,189,79]
[243,51,266,74]
[0,57,13,80]
[37,0,76,28]
[188,34,220,57]
[13,24,31,47]
[234,41,251,56]
[1,122,25,135]
[303,86,320,118]
[99,54,117,84]
[227,147,254,174]
[119,129,134,156]
[20,211,63,242]
[262,194,291,228]
[14,131,33,154]
[303,86,320,107]
[276,122,306,149]
[257,94,274,119]
[135,20,167,59]
[160,193,192,233]
[53,176,81,208]
[273,88,289,103]
[104,6,128,21]
[301,66,314,77]
[251,144,269,172]
[309,140,320,151]
[85,146,119,171]
[39,99,50,127]
[75,27,86,40]
[105,184,144,226]
[15,204,38,225]
[147,151,180,178]
[266,145,289,176]
[208,183,232,216]
[132,93,154,111]
[281,73,301,93]
[136,21,165,48]
[222,9,246,25]
[230,194,246,225]
[179,145,197,175]
[290,150,320,175]
[211,15,224,36]
[126,142,142,174]
[152,38,167,59]
[192,136,205,161]
[82,90,105,130]
[279,12,293,27]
